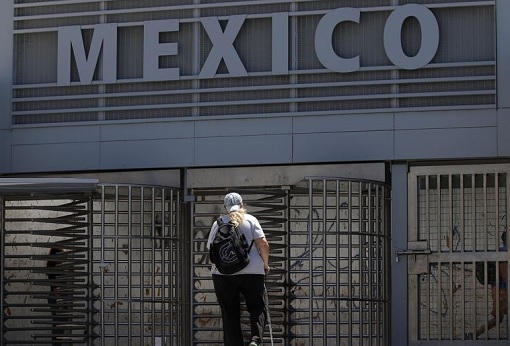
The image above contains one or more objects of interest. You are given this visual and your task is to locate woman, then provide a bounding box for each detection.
[207,192,270,346]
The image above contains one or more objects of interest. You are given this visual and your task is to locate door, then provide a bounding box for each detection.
[407,165,510,343]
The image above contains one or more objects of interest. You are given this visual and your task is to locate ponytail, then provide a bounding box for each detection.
[228,207,246,228]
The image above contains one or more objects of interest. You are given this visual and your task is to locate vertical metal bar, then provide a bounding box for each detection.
[449,261,454,341]
[496,174,501,254]
[383,182,388,343]
[375,185,381,346]
[285,189,292,346]
[188,191,194,345]
[322,180,327,344]
[436,175,442,339]
[438,261,443,340]
[459,175,466,339]
[139,187,145,345]
[161,188,167,341]
[114,185,119,341]
[358,182,363,344]
[460,174,465,252]
[367,183,373,346]
[175,189,180,343]
[87,195,94,346]
[472,174,476,251]
[308,179,314,344]
[484,174,488,252]
[100,185,106,345]
[384,184,390,345]
[495,173,501,338]
[176,189,183,344]
[448,175,453,340]
[425,175,431,339]
[373,186,378,345]
[482,174,489,339]
[171,189,176,342]
[151,188,156,344]
[348,181,353,344]
[113,185,121,340]
[128,186,133,341]
[471,174,477,337]
[335,181,340,342]
[170,189,175,341]
[186,192,197,341]
[179,189,185,344]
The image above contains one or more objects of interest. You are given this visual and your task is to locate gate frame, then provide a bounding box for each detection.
[190,176,391,345]
[0,179,190,345]
[406,163,510,344]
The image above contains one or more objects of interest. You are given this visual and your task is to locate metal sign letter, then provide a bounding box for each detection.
[199,15,248,78]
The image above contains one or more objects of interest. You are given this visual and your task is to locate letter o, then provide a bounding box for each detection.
[384,4,439,70]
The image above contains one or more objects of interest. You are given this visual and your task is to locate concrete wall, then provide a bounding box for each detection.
[6,107,505,174]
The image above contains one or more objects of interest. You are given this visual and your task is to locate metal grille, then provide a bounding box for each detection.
[191,179,390,345]
[408,165,510,342]
[289,178,391,345]
[91,184,188,345]
[1,193,94,344]
[11,0,495,125]
[0,182,190,345]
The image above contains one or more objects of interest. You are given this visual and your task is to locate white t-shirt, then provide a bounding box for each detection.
[207,213,266,275]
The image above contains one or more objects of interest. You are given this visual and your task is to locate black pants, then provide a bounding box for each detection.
[212,274,267,345]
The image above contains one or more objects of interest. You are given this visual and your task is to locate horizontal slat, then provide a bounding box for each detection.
[12,90,495,117]
[12,1,494,29]
[12,75,495,103]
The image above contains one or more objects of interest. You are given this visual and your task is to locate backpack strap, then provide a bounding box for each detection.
[218,217,255,251]
[247,222,255,251]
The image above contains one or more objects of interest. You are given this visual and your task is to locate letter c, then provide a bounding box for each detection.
[315,8,360,73]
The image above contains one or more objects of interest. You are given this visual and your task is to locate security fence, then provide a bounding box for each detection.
[1,178,390,345]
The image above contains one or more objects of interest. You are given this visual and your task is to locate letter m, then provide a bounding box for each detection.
[58,24,117,85]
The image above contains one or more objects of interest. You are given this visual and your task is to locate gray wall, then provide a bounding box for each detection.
[1,1,509,174]
[6,107,506,174]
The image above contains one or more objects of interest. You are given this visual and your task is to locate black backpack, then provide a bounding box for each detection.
[475,261,496,285]
[209,218,254,275]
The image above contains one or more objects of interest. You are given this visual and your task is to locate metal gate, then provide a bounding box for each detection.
[1,180,189,345]
[1,186,94,344]
[407,165,510,344]
[1,177,390,344]
[90,184,188,345]
[191,177,391,345]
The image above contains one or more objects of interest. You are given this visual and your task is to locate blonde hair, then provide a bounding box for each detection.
[228,207,246,228]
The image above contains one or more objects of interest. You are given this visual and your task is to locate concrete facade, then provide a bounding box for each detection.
[0,1,509,344]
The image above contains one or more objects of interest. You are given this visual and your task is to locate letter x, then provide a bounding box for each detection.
[199,15,248,78]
